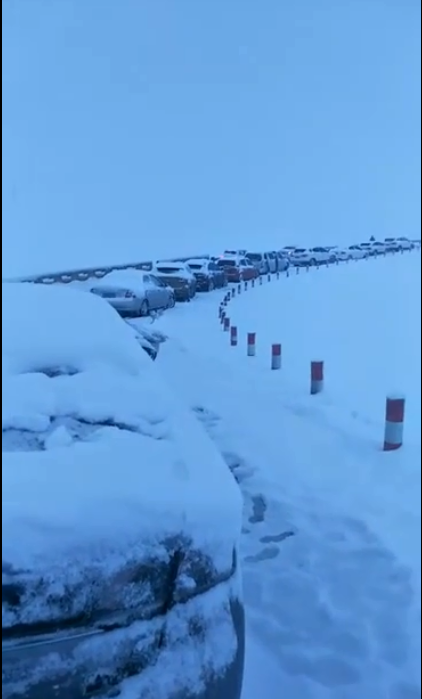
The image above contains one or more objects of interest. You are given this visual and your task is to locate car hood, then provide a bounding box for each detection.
[2,284,242,637]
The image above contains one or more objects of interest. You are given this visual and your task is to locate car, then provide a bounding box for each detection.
[280,246,298,257]
[245,252,269,275]
[361,241,387,256]
[348,245,368,260]
[224,249,248,257]
[265,252,278,273]
[276,251,290,271]
[89,269,175,316]
[330,247,351,262]
[383,237,400,252]
[392,236,412,250]
[216,257,243,282]
[186,259,227,291]
[2,281,245,699]
[307,247,332,265]
[289,248,312,266]
[358,242,377,257]
[152,261,197,301]
[238,257,259,281]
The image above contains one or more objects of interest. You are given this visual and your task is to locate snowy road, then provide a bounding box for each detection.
[141,254,421,698]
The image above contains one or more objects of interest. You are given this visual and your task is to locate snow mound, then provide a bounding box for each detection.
[2,282,242,628]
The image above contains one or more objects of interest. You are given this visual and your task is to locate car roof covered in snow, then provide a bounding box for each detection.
[89,268,149,294]
[2,282,241,627]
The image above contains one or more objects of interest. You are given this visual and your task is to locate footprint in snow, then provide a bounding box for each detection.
[244,545,281,563]
[260,531,295,544]
[248,495,267,524]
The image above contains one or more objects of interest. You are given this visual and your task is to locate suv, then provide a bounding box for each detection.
[152,262,197,301]
[186,259,227,291]
[2,282,245,699]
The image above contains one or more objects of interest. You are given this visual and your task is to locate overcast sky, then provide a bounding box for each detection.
[2,0,421,276]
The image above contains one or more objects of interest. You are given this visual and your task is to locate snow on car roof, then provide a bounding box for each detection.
[2,282,241,580]
[90,269,148,294]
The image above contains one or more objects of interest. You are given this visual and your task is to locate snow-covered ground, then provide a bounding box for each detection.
[141,252,421,698]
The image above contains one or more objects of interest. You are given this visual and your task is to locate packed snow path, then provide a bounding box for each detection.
[147,255,421,698]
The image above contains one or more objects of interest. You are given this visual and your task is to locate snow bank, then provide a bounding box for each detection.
[2,282,242,627]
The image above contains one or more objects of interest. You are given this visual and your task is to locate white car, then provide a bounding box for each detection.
[330,247,350,262]
[385,237,413,251]
[348,245,368,260]
[290,248,312,266]
[89,269,175,316]
[245,252,269,275]
[307,247,333,265]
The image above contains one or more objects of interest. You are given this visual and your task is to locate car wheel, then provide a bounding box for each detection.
[208,279,214,292]
[139,300,149,317]
[311,258,317,266]
[167,294,176,309]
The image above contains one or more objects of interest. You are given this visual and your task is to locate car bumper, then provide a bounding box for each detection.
[174,287,194,301]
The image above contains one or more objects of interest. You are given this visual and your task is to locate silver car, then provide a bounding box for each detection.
[90,271,175,316]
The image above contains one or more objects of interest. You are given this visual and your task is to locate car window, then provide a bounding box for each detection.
[217,259,236,267]
[149,274,164,286]
[247,253,262,261]
[156,266,181,274]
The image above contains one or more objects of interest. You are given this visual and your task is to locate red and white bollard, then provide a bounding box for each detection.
[244,280,248,290]
[220,311,226,325]
[276,271,280,279]
[237,283,242,294]
[247,332,256,357]
[383,396,405,451]
[259,276,263,285]
[310,361,324,394]
[230,326,238,347]
[223,316,230,332]
[271,344,281,370]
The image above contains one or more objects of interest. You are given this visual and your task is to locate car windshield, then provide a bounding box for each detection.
[188,264,203,270]
[247,253,262,261]
[218,260,236,267]
[156,266,182,274]
[295,248,306,253]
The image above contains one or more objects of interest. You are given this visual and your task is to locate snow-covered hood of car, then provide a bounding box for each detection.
[2,283,242,629]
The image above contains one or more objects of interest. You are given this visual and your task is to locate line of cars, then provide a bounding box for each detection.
[73,237,420,320]
[284,237,420,267]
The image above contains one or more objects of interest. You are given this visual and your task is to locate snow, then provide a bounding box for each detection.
[138,251,421,697]
[153,261,195,281]
[88,269,148,294]
[2,281,242,628]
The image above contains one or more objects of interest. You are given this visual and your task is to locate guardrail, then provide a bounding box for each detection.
[3,255,210,285]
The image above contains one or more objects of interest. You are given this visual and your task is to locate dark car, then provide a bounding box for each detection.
[152,262,197,302]
[2,282,245,699]
[186,259,227,291]
[216,258,242,283]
